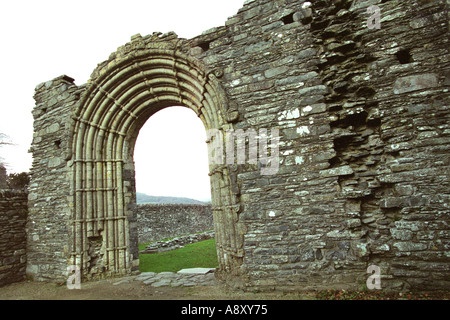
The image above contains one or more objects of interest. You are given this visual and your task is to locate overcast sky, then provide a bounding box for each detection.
[0,0,246,201]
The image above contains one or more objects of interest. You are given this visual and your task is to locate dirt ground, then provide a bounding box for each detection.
[0,277,315,300]
[1,277,448,301]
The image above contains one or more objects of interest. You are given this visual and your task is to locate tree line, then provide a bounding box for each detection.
[0,132,30,190]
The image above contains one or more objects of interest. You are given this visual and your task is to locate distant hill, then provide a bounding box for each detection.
[136,192,208,205]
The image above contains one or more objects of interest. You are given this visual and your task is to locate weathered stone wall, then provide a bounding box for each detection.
[0,190,28,286]
[28,0,449,291]
[185,0,450,291]
[27,75,83,281]
[135,204,213,244]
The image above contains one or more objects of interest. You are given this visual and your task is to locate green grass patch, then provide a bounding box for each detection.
[139,239,219,273]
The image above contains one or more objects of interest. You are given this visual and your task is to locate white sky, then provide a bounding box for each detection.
[0,0,246,201]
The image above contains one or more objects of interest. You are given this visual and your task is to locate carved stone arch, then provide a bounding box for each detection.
[67,37,243,279]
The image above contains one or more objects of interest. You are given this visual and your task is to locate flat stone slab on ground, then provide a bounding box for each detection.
[177,268,215,274]
[112,279,130,286]
[151,279,173,288]
[130,269,217,287]
[134,272,157,281]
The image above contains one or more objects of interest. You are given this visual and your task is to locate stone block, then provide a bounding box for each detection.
[320,166,354,178]
[177,268,215,274]
[393,73,439,94]
[380,197,407,209]
[298,85,329,97]
[393,242,428,252]
[264,66,289,78]
[390,229,413,241]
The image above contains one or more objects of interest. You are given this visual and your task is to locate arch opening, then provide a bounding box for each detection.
[133,106,217,272]
[134,106,211,204]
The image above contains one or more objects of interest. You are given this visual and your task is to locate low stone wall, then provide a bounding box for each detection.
[0,189,28,287]
[135,204,213,244]
[140,230,215,254]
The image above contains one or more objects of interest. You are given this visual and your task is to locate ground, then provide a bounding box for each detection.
[0,277,315,300]
[0,277,448,301]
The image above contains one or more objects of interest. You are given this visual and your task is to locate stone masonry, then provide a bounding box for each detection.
[27,0,449,292]
[135,204,213,244]
[140,230,215,254]
[0,190,28,287]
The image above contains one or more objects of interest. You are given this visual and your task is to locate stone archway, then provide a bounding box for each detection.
[27,0,450,292]
[66,37,244,280]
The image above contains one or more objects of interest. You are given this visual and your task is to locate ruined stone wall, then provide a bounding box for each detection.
[28,0,449,291]
[27,76,83,281]
[185,0,449,291]
[135,204,213,244]
[0,190,28,286]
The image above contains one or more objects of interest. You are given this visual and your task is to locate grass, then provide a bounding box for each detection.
[139,239,219,273]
